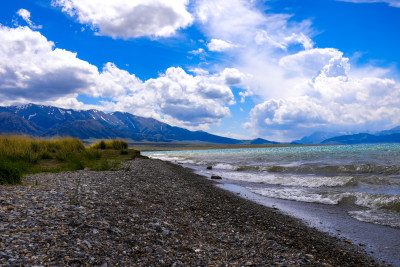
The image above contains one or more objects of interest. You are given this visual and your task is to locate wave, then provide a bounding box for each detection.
[212,171,357,188]
[352,192,400,212]
[248,187,400,212]
[213,163,237,170]
[348,210,400,228]
[264,164,400,176]
[247,187,344,205]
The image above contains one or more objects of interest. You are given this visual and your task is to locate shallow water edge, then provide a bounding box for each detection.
[216,181,400,266]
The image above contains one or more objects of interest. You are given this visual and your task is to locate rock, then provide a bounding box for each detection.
[305,254,314,260]
[162,230,170,236]
[155,247,165,255]
[206,166,213,170]
[211,175,222,179]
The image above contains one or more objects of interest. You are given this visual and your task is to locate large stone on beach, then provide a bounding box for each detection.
[211,175,222,180]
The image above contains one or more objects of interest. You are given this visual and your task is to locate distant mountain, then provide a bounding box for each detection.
[0,104,244,144]
[248,138,279,145]
[321,133,400,144]
[0,112,39,135]
[377,126,400,136]
[44,119,123,139]
[291,131,340,144]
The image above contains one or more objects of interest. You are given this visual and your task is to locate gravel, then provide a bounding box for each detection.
[0,158,385,266]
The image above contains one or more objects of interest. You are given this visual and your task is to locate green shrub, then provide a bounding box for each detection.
[111,140,128,150]
[66,153,85,171]
[84,149,102,160]
[40,151,53,159]
[0,160,24,184]
[99,140,107,149]
[91,139,128,150]
[131,149,141,158]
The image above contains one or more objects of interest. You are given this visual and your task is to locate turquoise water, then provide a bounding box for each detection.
[144,144,400,228]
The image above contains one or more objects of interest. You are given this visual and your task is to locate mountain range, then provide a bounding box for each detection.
[0,104,278,144]
[294,128,400,145]
[1,104,400,144]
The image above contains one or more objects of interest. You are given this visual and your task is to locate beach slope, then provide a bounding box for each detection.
[0,158,381,266]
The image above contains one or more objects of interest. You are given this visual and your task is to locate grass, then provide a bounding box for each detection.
[90,139,129,150]
[0,136,142,184]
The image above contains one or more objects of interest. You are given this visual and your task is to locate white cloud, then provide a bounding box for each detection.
[194,0,400,141]
[221,68,245,85]
[52,0,193,39]
[96,62,142,98]
[337,0,400,7]
[189,48,205,55]
[189,68,209,76]
[278,48,347,78]
[245,52,400,141]
[207,39,238,52]
[0,26,98,102]
[108,66,241,128]
[16,9,42,29]
[195,0,313,51]
[0,25,243,130]
[194,0,315,102]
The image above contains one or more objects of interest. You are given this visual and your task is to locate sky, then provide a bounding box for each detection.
[0,0,400,142]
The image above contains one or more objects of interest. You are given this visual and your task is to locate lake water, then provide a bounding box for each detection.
[145,144,400,229]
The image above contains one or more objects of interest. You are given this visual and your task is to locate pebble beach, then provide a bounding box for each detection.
[0,158,384,266]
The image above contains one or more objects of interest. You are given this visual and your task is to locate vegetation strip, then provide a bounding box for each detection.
[0,136,141,184]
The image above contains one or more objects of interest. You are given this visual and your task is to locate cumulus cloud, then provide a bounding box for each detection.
[96,62,142,98]
[337,0,400,7]
[245,51,400,141]
[278,48,347,78]
[0,25,243,130]
[207,39,238,52]
[221,68,246,85]
[52,0,193,39]
[16,9,42,29]
[0,26,98,102]
[107,66,242,128]
[194,0,400,141]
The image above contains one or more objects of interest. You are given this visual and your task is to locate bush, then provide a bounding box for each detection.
[66,154,85,171]
[91,139,128,150]
[84,149,102,160]
[40,151,53,159]
[0,160,24,184]
[131,149,141,158]
[99,140,107,149]
[111,140,128,150]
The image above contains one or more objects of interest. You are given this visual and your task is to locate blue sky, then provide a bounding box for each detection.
[0,0,399,141]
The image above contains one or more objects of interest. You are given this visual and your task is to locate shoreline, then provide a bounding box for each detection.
[129,142,322,152]
[217,182,400,266]
[0,158,383,265]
